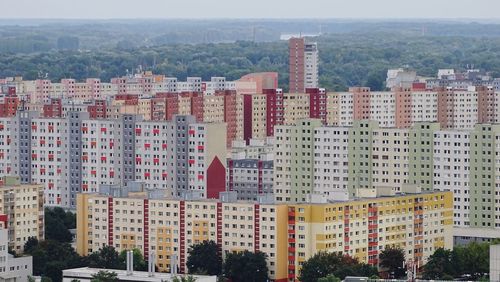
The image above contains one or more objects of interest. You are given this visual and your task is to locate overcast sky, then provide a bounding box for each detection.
[3,0,500,19]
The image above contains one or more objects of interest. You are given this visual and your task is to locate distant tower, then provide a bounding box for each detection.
[288,37,319,93]
[289,37,305,93]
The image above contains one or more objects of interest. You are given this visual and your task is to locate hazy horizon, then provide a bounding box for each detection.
[3,0,500,20]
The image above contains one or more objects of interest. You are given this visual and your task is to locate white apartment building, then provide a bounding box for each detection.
[312,127,350,201]
[433,130,471,227]
[370,92,396,127]
[81,119,122,193]
[411,91,438,122]
[304,42,319,89]
[30,118,68,206]
[337,92,354,126]
[453,90,478,129]
[371,128,410,191]
[0,229,33,282]
[0,119,12,178]
[134,121,177,195]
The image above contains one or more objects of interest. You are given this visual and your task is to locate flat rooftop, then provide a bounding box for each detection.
[63,267,216,282]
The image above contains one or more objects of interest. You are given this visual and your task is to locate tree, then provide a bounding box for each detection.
[423,243,490,280]
[90,270,118,282]
[24,237,39,254]
[318,274,341,282]
[187,240,222,275]
[57,36,79,51]
[25,240,84,281]
[172,276,197,282]
[450,242,489,279]
[223,251,269,282]
[379,247,406,278]
[118,249,147,271]
[299,252,377,282]
[45,207,74,243]
[422,248,454,279]
[88,246,124,270]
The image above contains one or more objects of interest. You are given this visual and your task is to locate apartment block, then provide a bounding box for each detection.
[227,156,273,201]
[0,177,44,253]
[1,110,226,208]
[274,119,323,203]
[0,228,33,282]
[289,38,318,93]
[134,116,227,199]
[77,189,452,281]
[286,189,452,280]
[273,119,500,243]
[313,126,350,201]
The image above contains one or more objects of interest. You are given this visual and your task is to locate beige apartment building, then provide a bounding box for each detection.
[77,189,452,281]
[0,177,44,253]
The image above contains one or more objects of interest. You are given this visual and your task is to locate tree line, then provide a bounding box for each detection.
[3,33,500,92]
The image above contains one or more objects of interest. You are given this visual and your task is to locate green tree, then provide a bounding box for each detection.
[422,248,454,279]
[44,207,74,243]
[452,242,489,279]
[172,276,197,282]
[24,240,84,282]
[379,247,406,279]
[223,250,269,282]
[88,246,124,270]
[118,249,147,271]
[90,270,118,282]
[299,252,377,282]
[24,237,39,254]
[318,274,341,282]
[187,240,222,275]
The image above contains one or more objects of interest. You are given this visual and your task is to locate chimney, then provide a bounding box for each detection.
[148,251,156,277]
[126,250,133,276]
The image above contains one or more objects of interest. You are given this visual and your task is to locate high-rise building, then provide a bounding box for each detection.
[289,38,318,93]
[0,176,44,253]
[304,42,319,89]
[77,189,453,280]
[289,37,305,93]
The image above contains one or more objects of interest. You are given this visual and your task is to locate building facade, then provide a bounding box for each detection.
[77,190,453,281]
[0,177,44,253]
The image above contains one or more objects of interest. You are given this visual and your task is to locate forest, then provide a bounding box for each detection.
[2,20,500,91]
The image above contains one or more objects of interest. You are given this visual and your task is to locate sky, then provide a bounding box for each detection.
[3,0,500,19]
